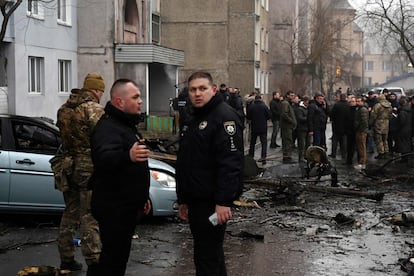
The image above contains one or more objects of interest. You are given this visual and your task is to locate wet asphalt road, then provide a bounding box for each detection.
[1,122,414,276]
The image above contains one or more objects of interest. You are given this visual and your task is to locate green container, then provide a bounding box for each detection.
[146,116,174,133]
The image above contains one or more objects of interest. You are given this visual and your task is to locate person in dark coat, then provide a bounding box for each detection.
[90,79,152,276]
[344,96,357,165]
[269,91,282,148]
[228,86,245,124]
[329,93,350,159]
[294,95,311,162]
[176,71,244,276]
[308,93,328,149]
[247,95,271,163]
[218,83,230,103]
[387,93,399,154]
[396,97,412,163]
[280,91,297,163]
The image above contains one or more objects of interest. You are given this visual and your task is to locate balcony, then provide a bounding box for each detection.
[115,44,184,66]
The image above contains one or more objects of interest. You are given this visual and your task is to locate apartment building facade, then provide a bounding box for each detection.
[1,0,184,121]
[78,0,184,118]
[160,0,271,97]
[1,0,79,119]
[363,40,410,89]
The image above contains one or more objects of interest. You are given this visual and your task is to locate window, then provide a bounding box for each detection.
[13,122,60,154]
[27,0,44,18]
[364,61,374,71]
[255,0,260,16]
[57,0,71,25]
[260,28,265,51]
[254,66,260,89]
[364,77,372,87]
[152,14,160,44]
[58,60,71,93]
[382,61,391,71]
[28,56,44,94]
[255,22,260,61]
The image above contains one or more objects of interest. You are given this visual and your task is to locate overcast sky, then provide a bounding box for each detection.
[348,0,366,10]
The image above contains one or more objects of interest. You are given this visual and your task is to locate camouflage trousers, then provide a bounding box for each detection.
[57,161,100,265]
[374,132,389,155]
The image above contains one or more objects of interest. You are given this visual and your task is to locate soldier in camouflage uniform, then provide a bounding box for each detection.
[369,93,392,159]
[56,72,105,274]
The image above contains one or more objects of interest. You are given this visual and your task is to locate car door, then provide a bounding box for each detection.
[0,119,11,206]
[8,118,64,211]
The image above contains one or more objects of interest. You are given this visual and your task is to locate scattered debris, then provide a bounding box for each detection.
[17,266,70,276]
[233,199,261,208]
[333,213,355,226]
[227,230,264,241]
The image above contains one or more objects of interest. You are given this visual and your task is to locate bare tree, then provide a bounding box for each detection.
[272,0,360,96]
[361,0,414,67]
[0,0,23,85]
[308,0,361,95]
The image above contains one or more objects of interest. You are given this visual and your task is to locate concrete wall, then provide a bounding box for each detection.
[161,0,269,98]
[77,0,115,104]
[161,0,229,85]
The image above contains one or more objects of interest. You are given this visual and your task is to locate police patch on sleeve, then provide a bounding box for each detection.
[224,121,236,136]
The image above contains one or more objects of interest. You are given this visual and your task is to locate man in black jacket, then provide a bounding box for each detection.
[269,91,282,148]
[308,93,328,149]
[247,95,272,163]
[90,79,151,276]
[176,71,244,276]
[329,93,350,159]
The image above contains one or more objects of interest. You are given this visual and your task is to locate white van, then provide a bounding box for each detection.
[380,87,406,98]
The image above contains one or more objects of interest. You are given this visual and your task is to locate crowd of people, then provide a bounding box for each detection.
[55,72,412,276]
[194,84,413,169]
[243,87,413,169]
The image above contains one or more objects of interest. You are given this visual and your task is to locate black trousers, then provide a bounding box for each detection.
[188,202,227,276]
[92,205,141,276]
[346,131,356,164]
[249,132,267,159]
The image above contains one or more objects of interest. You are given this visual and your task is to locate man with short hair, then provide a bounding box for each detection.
[280,90,297,163]
[295,95,311,162]
[247,94,272,163]
[176,71,244,276]
[269,91,282,148]
[329,93,350,159]
[354,96,369,171]
[218,83,230,103]
[228,85,245,123]
[370,94,392,159]
[90,79,152,276]
[308,93,328,149]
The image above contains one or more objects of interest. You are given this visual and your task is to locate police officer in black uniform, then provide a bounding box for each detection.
[176,71,244,276]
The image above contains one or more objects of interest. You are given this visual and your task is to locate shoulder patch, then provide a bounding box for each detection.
[224,121,236,136]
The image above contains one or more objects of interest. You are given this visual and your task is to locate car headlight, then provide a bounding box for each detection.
[151,171,176,188]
